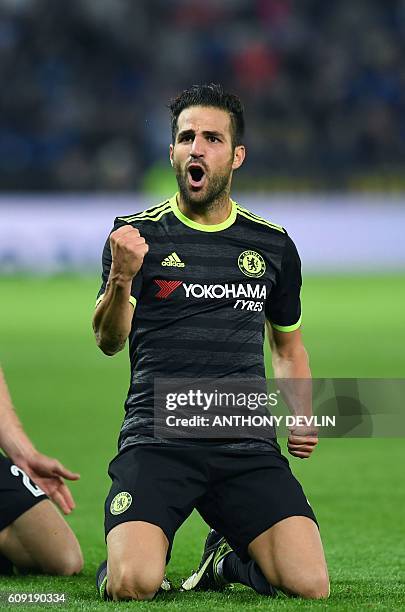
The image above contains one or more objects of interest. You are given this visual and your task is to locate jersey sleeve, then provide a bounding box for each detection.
[95,218,143,308]
[265,234,302,332]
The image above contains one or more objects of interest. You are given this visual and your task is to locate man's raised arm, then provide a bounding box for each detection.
[93,225,148,356]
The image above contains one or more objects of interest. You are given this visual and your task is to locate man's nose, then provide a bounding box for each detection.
[190,135,205,157]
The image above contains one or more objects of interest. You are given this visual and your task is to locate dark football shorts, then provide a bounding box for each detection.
[104,443,317,562]
[0,455,48,533]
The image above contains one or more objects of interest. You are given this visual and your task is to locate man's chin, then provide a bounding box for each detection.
[181,184,209,204]
[189,186,207,199]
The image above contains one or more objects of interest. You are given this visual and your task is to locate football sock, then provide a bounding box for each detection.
[95,560,110,601]
[0,553,14,576]
[220,552,276,596]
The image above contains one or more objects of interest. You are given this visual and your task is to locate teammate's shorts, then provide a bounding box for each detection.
[104,443,317,562]
[0,455,48,533]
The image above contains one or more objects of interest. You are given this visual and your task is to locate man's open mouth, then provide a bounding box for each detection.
[187,164,206,189]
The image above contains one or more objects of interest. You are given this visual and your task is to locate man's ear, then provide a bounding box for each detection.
[232,145,246,170]
[169,144,174,166]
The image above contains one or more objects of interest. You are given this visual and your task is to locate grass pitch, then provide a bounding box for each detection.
[0,274,404,611]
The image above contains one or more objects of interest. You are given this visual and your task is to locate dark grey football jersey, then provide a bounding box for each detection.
[97,195,302,452]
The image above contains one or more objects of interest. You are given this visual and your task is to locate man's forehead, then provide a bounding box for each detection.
[177,106,231,135]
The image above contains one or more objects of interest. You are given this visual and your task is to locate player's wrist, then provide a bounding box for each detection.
[4,436,37,466]
[108,267,136,287]
[288,425,318,437]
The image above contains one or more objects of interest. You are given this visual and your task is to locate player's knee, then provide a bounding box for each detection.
[110,579,158,601]
[41,548,83,576]
[290,572,330,600]
[109,565,162,601]
[60,549,83,576]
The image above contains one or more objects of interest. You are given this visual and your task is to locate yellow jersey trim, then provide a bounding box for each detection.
[236,205,285,233]
[270,315,302,333]
[170,194,237,232]
[117,200,170,223]
[95,293,137,309]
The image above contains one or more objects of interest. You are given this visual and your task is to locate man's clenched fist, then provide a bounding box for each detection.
[287,427,318,459]
[109,225,149,281]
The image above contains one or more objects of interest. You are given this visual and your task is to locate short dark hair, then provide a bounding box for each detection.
[169,83,245,148]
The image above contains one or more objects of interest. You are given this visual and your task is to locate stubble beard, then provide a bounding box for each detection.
[173,160,233,212]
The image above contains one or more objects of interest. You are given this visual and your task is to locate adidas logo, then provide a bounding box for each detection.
[161,252,185,267]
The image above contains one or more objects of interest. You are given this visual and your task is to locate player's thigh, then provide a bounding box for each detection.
[107,521,168,599]
[0,499,82,575]
[200,449,317,561]
[249,515,329,599]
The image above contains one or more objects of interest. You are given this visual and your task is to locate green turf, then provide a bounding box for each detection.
[0,274,404,611]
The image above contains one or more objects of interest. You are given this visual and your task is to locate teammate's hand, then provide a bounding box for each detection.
[287,426,318,459]
[109,225,149,281]
[17,451,80,515]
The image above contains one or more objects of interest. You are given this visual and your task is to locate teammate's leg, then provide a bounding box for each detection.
[0,499,82,575]
[247,516,329,599]
[105,521,168,601]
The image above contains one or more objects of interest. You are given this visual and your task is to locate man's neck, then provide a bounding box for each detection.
[177,192,232,226]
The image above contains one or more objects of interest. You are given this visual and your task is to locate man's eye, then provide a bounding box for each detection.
[179,136,192,143]
[208,136,219,143]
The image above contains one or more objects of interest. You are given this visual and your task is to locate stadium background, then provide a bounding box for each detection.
[0,1,404,610]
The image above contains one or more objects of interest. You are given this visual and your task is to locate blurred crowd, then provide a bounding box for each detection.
[1,0,405,191]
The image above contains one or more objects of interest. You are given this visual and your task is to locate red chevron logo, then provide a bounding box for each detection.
[154,280,183,299]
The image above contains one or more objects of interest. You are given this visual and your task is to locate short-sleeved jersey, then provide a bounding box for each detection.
[97,194,302,451]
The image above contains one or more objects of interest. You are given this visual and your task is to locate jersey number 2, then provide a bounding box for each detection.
[10,465,45,497]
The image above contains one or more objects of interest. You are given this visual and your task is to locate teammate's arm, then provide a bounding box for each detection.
[266,324,318,459]
[0,366,79,514]
[93,225,148,356]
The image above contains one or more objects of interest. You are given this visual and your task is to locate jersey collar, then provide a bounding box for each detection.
[169,193,237,232]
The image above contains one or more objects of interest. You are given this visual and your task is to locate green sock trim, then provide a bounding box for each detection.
[99,575,108,601]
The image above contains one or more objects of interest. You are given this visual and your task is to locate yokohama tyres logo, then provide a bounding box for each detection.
[154,280,267,300]
[154,280,183,298]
